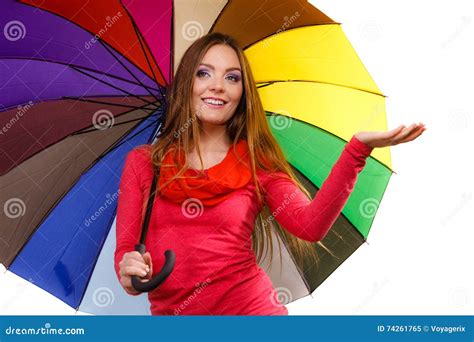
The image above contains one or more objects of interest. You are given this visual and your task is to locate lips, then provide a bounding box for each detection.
[202,97,227,107]
[202,97,228,104]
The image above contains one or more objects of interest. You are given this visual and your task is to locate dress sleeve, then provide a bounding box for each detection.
[260,135,374,242]
[114,148,149,295]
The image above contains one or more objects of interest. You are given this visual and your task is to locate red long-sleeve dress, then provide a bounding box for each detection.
[114,135,373,315]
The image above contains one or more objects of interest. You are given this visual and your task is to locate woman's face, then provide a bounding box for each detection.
[192,44,243,127]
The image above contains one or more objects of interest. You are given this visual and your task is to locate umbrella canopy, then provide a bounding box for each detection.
[0,0,392,314]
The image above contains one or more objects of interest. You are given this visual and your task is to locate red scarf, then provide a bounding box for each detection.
[158,140,252,206]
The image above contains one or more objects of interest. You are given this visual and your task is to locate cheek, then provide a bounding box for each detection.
[192,79,206,97]
[229,85,243,104]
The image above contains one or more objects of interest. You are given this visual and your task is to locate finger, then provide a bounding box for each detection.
[122,265,148,278]
[379,125,407,143]
[383,125,405,140]
[391,124,418,143]
[126,251,147,262]
[397,126,425,144]
[131,259,149,274]
[142,252,152,275]
[392,125,424,145]
[120,259,149,276]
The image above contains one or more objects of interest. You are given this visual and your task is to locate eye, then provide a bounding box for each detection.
[226,74,241,83]
[196,69,210,78]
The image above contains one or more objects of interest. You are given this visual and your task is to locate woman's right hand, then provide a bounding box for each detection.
[118,251,153,295]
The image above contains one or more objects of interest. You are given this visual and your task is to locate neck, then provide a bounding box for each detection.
[195,122,232,153]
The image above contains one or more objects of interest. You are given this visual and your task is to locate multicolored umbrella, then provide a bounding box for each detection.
[0,0,392,314]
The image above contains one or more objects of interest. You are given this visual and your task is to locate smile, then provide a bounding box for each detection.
[202,98,227,107]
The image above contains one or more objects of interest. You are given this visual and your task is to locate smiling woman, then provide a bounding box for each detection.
[190,44,244,161]
[114,32,425,316]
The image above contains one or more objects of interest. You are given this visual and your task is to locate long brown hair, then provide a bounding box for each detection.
[150,32,319,270]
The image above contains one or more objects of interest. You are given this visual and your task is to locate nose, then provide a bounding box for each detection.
[209,77,224,92]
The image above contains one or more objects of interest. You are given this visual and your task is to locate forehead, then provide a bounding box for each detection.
[200,44,241,69]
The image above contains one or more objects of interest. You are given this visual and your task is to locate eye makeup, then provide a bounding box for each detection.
[196,68,241,83]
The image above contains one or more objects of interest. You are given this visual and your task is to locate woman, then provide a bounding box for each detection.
[114,33,425,315]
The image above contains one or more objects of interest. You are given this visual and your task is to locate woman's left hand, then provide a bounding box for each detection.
[355,122,426,148]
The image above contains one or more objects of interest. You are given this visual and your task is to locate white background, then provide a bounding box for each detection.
[1,0,473,315]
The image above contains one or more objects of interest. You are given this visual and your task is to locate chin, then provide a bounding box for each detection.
[198,115,231,126]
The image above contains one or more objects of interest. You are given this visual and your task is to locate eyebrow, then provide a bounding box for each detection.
[199,63,241,73]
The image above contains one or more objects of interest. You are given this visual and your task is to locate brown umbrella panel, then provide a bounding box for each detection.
[0,102,160,268]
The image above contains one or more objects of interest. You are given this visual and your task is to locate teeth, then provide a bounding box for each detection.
[203,98,225,106]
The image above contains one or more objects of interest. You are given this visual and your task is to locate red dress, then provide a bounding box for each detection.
[114,135,373,315]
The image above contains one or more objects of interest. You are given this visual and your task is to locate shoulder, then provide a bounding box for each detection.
[124,144,153,166]
[256,167,295,190]
[122,145,154,188]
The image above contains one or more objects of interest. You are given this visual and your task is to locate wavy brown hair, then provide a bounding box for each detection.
[150,32,319,271]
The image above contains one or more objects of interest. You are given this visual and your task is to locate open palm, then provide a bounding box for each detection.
[355,123,426,148]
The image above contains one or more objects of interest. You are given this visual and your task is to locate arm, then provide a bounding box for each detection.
[261,135,373,242]
[114,149,148,295]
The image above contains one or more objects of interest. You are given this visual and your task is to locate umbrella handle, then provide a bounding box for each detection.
[131,244,175,293]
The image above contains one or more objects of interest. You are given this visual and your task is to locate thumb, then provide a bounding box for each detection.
[142,252,153,278]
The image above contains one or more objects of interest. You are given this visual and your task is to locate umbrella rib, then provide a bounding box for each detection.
[17,0,166,93]
[97,39,163,103]
[0,57,161,94]
[90,111,163,161]
[69,65,159,108]
[242,22,339,50]
[208,0,231,33]
[72,99,160,135]
[257,80,386,97]
[74,115,153,135]
[61,96,159,111]
[125,8,167,101]
[5,113,161,271]
[265,112,392,172]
